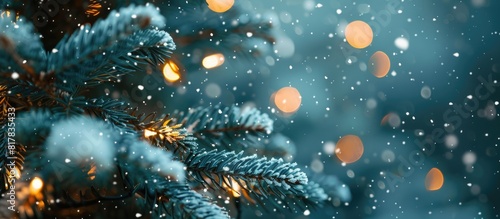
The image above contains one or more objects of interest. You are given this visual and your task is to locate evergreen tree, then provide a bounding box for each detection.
[0,1,349,218]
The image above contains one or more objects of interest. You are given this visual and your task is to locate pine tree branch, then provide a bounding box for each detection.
[84,98,138,132]
[158,1,275,71]
[0,12,47,75]
[57,184,139,208]
[306,171,352,202]
[148,178,230,219]
[84,29,175,87]
[47,4,168,93]
[177,104,273,150]
[184,149,309,202]
[119,140,186,181]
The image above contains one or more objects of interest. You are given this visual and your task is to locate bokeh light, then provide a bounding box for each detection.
[380,112,401,128]
[29,177,44,195]
[394,37,409,50]
[335,135,364,164]
[202,53,225,69]
[425,168,444,191]
[345,20,373,49]
[368,51,391,78]
[421,86,432,99]
[206,0,234,13]
[144,129,157,138]
[163,60,181,83]
[274,87,302,114]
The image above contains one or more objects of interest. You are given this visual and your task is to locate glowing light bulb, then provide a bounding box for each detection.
[230,180,241,198]
[144,129,158,138]
[273,87,301,114]
[425,168,444,191]
[345,20,373,49]
[29,177,43,195]
[202,53,225,69]
[14,167,21,179]
[163,60,181,83]
[206,0,234,13]
[335,135,364,164]
[87,165,97,180]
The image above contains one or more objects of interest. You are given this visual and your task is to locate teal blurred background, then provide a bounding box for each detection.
[143,0,500,218]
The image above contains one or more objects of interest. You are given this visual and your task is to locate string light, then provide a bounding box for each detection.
[29,177,44,195]
[88,164,97,180]
[202,53,225,69]
[223,179,241,198]
[85,0,102,16]
[144,129,158,138]
[163,60,181,83]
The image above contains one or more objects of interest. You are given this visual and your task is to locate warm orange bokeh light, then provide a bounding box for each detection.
[335,135,364,164]
[144,129,158,138]
[29,177,43,195]
[425,168,444,191]
[202,53,225,69]
[274,87,301,113]
[163,60,181,83]
[345,20,373,49]
[369,51,391,78]
[206,0,234,13]
[230,179,241,198]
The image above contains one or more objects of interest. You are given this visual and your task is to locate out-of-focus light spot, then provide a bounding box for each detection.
[445,134,459,149]
[274,36,295,58]
[462,151,476,166]
[205,83,222,98]
[323,141,336,154]
[144,129,157,138]
[366,98,377,109]
[310,159,324,173]
[421,86,432,99]
[335,135,364,164]
[29,177,44,195]
[381,149,395,163]
[274,87,301,114]
[357,4,371,14]
[346,169,355,178]
[345,20,373,49]
[359,62,367,71]
[222,178,241,197]
[369,51,391,78]
[381,112,401,128]
[87,164,97,180]
[425,168,444,191]
[471,0,486,8]
[394,37,409,50]
[453,52,460,57]
[163,60,181,83]
[206,0,234,13]
[14,167,21,179]
[303,0,315,11]
[85,0,102,16]
[303,210,310,216]
[11,72,19,79]
[202,53,225,69]
[230,179,241,197]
